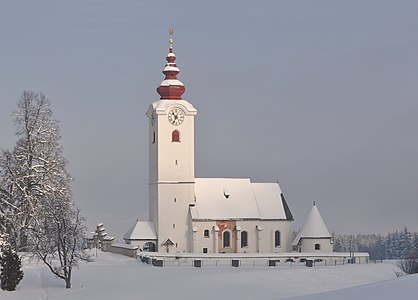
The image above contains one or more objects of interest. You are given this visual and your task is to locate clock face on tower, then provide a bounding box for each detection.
[168,108,185,126]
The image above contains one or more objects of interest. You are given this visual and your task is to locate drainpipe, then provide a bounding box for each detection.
[192,227,198,253]
[213,226,220,254]
[235,225,241,253]
[256,225,263,253]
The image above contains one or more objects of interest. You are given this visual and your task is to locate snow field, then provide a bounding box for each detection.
[0,251,416,300]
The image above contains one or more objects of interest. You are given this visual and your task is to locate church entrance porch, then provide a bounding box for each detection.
[143,242,156,252]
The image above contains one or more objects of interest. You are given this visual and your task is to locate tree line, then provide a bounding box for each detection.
[333,226,418,261]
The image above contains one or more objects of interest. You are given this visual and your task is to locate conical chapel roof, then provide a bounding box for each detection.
[292,203,331,246]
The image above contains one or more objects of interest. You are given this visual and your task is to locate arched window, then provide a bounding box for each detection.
[241,231,248,248]
[223,231,231,248]
[274,230,281,247]
[143,242,156,252]
[315,243,320,250]
[204,229,210,238]
[172,130,180,142]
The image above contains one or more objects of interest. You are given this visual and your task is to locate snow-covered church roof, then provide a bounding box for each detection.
[292,203,331,246]
[124,221,157,241]
[190,178,293,221]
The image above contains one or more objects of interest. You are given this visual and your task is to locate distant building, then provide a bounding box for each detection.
[87,223,138,258]
[87,223,115,251]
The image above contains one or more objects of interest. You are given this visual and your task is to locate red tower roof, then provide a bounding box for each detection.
[156,30,185,100]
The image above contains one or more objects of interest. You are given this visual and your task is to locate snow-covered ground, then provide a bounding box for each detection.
[1,251,417,300]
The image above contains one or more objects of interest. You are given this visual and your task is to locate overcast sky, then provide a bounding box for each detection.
[1,0,418,238]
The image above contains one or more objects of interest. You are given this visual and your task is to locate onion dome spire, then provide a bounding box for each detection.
[156,29,186,100]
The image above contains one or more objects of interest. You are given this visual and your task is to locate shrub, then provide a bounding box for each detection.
[397,255,418,275]
[0,247,24,291]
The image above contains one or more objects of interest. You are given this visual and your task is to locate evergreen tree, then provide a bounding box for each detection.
[333,229,418,260]
[392,231,400,258]
[374,234,384,261]
[400,226,412,258]
[412,233,418,256]
[0,247,24,291]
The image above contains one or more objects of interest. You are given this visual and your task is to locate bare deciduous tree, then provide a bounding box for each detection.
[1,91,68,249]
[31,204,87,288]
[398,254,418,275]
[0,91,87,288]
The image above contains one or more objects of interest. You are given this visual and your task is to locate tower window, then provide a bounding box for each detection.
[315,243,320,251]
[172,130,180,142]
[274,230,281,247]
[204,229,210,238]
[152,131,156,144]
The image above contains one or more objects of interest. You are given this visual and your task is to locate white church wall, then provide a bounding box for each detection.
[234,221,260,253]
[154,103,195,183]
[148,186,158,234]
[148,109,158,185]
[299,238,333,253]
[258,220,293,253]
[192,221,217,253]
[191,220,293,254]
[155,183,195,253]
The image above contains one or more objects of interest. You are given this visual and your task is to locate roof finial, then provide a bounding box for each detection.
[169,28,174,50]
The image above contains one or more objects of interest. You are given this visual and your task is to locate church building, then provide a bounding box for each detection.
[124,33,296,254]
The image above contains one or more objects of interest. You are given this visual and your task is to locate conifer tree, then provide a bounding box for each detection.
[412,233,418,256]
[0,247,24,291]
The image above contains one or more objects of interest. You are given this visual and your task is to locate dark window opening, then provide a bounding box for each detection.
[204,229,210,238]
[223,231,231,248]
[315,243,320,250]
[241,231,248,248]
[172,130,180,142]
[275,230,281,247]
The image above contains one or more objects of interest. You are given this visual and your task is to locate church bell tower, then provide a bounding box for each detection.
[146,31,197,252]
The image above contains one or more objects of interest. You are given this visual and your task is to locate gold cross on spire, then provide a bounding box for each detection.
[169,28,174,49]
